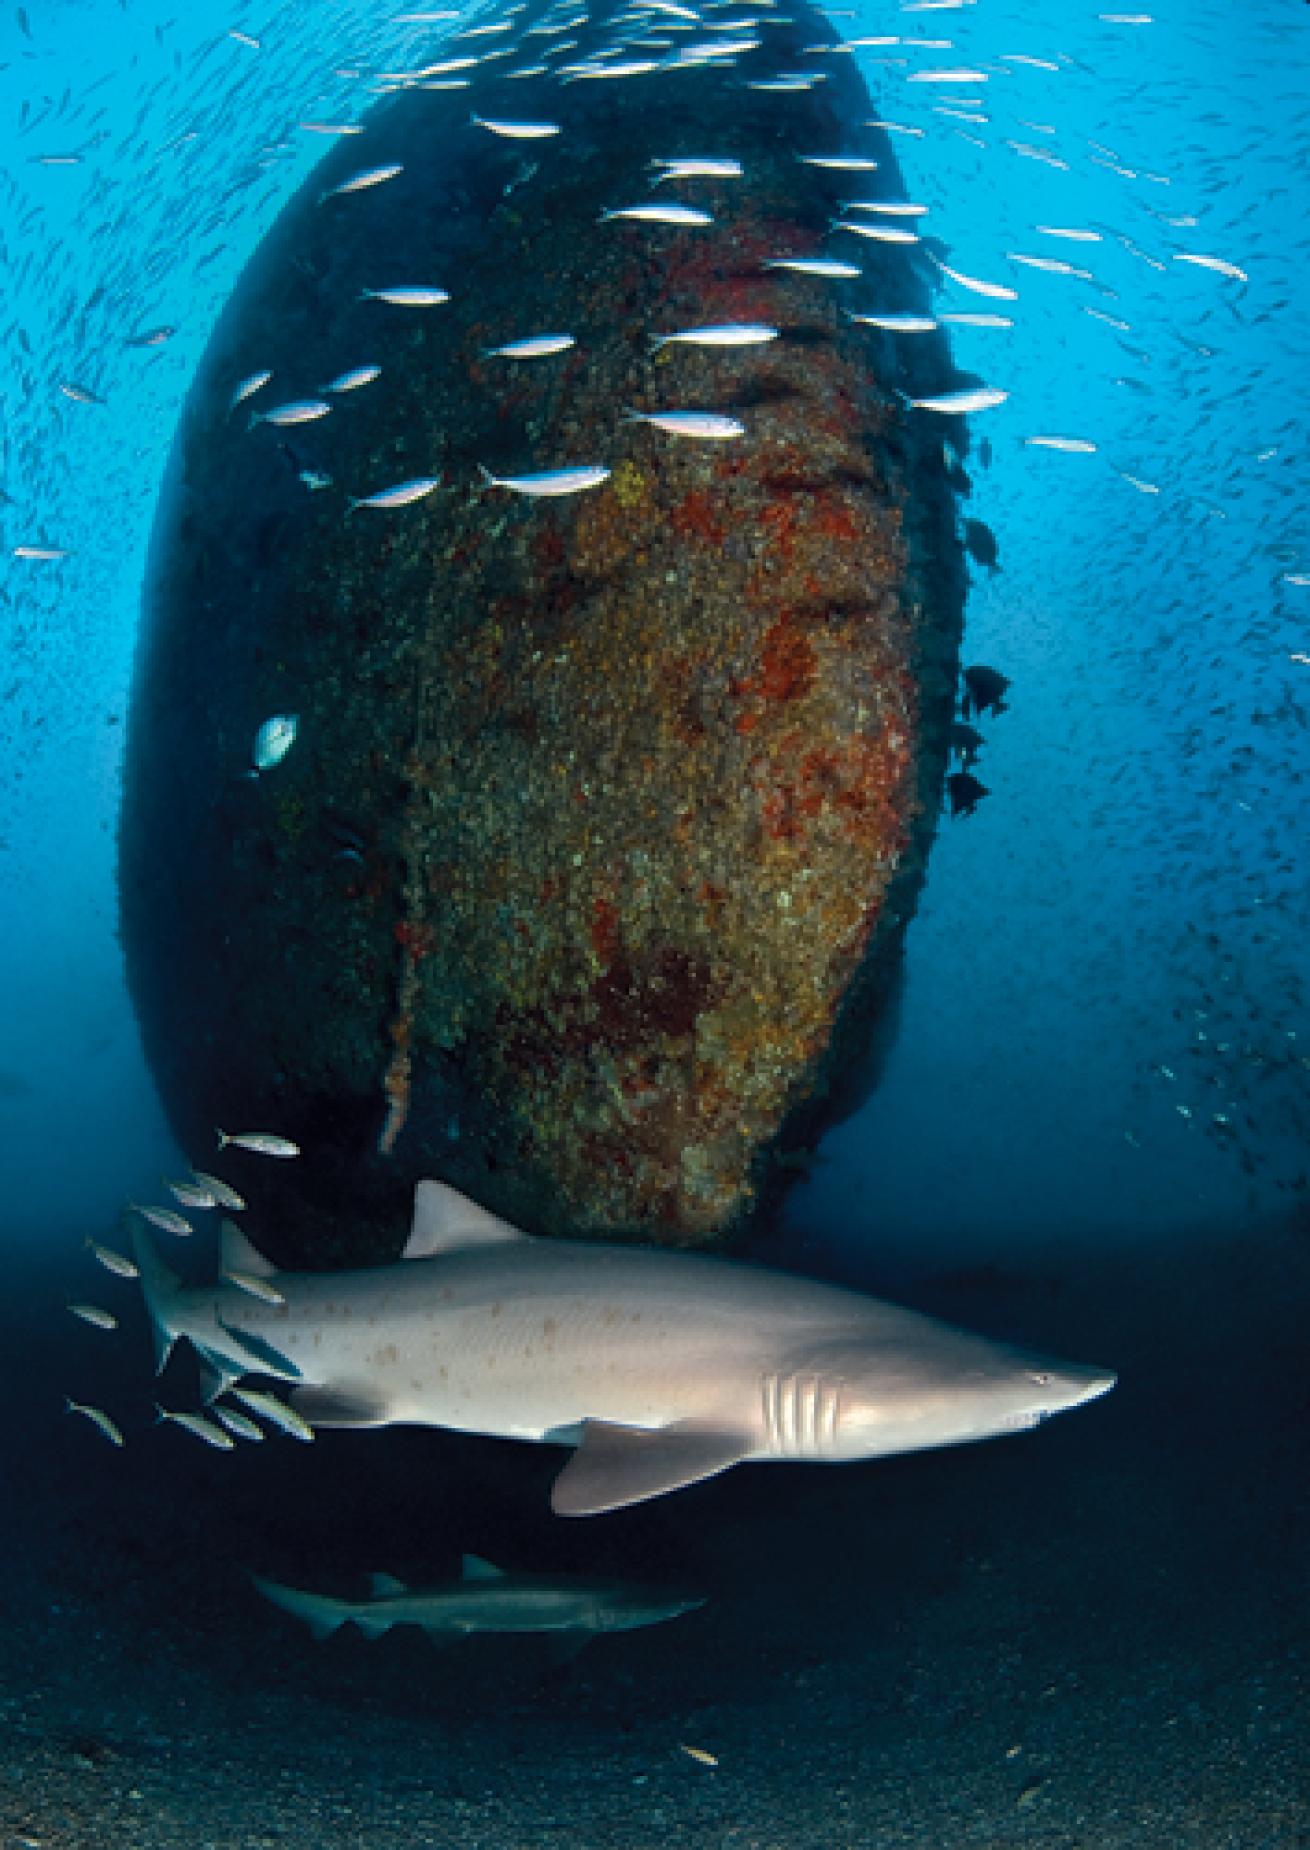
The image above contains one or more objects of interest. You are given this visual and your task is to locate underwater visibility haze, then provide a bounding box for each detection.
[1,0,1307,1844]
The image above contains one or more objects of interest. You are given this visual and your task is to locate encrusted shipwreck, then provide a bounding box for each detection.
[119,0,968,1261]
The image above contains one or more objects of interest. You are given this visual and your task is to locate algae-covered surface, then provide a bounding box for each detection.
[118,0,968,1262]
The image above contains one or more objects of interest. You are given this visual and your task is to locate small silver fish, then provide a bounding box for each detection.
[215,1129,301,1158]
[651,157,743,182]
[130,1203,193,1236]
[908,386,1008,414]
[156,1406,235,1450]
[252,714,299,772]
[1173,251,1247,283]
[1007,253,1093,279]
[58,382,106,406]
[299,121,365,135]
[86,1238,139,1279]
[650,322,778,351]
[249,399,332,429]
[484,333,576,359]
[1035,226,1103,243]
[166,1178,218,1209]
[13,545,68,561]
[908,66,989,82]
[624,409,745,440]
[1025,435,1097,453]
[359,285,450,306]
[833,219,919,244]
[66,1399,124,1447]
[842,199,928,216]
[68,1302,118,1331]
[764,256,861,278]
[940,312,1013,328]
[935,260,1019,301]
[319,163,403,204]
[864,118,925,136]
[477,464,610,497]
[230,1388,315,1443]
[191,1171,246,1211]
[214,1405,266,1442]
[347,476,441,513]
[472,113,561,138]
[1083,306,1132,331]
[300,470,333,492]
[563,58,662,80]
[600,203,713,226]
[849,311,938,331]
[799,153,880,171]
[228,369,272,413]
[323,364,381,393]
[223,1266,287,1307]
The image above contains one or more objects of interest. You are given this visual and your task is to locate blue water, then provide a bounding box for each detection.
[1,1,1307,1842]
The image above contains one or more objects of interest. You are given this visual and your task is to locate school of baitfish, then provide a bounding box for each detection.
[16,0,1307,1426]
[5,0,1260,574]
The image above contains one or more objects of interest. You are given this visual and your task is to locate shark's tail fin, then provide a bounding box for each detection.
[131,1219,186,1374]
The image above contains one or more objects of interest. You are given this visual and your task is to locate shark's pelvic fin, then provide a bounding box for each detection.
[369,1572,407,1596]
[215,1317,301,1382]
[402,1180,532,1260]
[551,1419,751,1518]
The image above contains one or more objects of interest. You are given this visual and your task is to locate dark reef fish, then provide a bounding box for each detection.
[946,769,988,818]
[961,664,1011,719]
[963,518,999,572]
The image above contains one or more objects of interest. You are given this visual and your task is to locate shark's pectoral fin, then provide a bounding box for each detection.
[550,1419,752,1518]
[289,1383,393,1428]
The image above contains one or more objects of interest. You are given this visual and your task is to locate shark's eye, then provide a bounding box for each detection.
[1028,1371,1053,1387]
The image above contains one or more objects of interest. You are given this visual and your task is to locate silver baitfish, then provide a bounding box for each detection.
[249,399,332,428]
[346,477,441,513]
[359,285,450,306]
[623,409,745,440]
[477,464,610,497]
[483,333,576,359]
[252,714,299,772]
[318,163,403,204]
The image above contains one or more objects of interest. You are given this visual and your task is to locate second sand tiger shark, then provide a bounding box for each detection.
[134,1181,1115,1516]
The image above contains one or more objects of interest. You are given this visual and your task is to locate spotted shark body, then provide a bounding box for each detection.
[134,1181,1115,1516]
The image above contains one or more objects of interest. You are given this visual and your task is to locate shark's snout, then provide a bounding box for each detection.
[1029,1361,1117,1415]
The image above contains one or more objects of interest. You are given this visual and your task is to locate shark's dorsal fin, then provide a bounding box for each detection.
[551,1420,750,1518]
[460,1553,505,1581]
[403,1181,530,1259]
[369,1572,407,1597]
[220,1218,278,1278]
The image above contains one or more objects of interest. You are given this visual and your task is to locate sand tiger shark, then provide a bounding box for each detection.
[252,1555,703,1645]
[134,1180,1115,1516]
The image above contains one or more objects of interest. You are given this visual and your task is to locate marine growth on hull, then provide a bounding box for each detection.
[119,0,969,1263]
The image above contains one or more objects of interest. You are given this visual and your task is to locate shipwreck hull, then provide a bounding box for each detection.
[119,0,967,1262]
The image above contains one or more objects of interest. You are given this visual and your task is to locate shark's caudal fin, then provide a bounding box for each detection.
[250,1574,351,1642]
[131,1220,186,1374]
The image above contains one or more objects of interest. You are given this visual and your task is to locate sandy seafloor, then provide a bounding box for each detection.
[1,1223,1305,1850]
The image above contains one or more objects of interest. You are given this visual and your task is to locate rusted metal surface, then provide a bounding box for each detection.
[119,1,967,1262]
